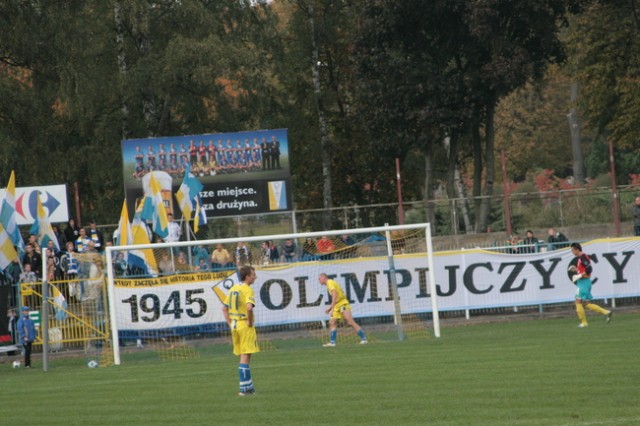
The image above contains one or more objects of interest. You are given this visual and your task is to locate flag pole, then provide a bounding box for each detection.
[41,254,49,372]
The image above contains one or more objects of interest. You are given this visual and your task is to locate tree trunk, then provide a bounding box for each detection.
[443,135,473,234]
[114,1,129,140]
[568,82,584,185]
[471,109,483,232]
[477,101,496,232]
[423,140,436,230]
[132,2,157,137]
[308,6,332,229]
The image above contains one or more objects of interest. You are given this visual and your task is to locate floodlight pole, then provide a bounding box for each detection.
[501,151,512,236]
[609,139,621,236]
[396,158,405,225]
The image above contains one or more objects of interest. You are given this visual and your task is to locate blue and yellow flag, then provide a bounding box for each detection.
[115,200,133,247]
[129,199,158,276]
[0,171,25,253]
[0,222,18,270]
[29,192,60,250]
[175,164,205,230]
[51,284,68,322]
[140,173,169,239]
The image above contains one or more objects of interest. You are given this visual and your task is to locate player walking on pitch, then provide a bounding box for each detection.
[222,266,260,396]
[568,243,613,328]
[319,273,367,346]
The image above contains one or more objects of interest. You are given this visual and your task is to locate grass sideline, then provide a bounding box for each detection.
[2,313,638,425]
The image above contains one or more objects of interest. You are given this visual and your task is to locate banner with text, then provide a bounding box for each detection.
[112,238,640,331]
[121,129,291,220]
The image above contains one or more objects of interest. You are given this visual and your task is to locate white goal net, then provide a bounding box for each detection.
[105,223,438,365]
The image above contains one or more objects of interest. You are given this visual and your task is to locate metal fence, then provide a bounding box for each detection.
[92,184,639,244]
[205,184,639,240]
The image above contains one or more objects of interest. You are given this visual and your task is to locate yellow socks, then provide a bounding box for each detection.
[576,303,587,325]
[586,303,610,316]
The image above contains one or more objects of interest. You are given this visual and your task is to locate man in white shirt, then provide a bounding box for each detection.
[164,213,182,243]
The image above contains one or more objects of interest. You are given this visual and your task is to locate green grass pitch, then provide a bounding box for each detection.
[3,313,639,425]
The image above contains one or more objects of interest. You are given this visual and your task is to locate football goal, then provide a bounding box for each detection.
[105,223,439,365]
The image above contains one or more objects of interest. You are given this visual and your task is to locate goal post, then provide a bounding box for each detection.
[105,223,439,365]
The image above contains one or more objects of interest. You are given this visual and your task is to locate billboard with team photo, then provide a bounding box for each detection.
[121,129,291,219]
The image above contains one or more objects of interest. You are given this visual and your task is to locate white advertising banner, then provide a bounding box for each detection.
[113,238,640,331]
[0,184,69,224]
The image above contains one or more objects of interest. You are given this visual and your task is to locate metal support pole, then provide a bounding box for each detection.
[385,224,404,341]
[396,158,405,225]
[609,139,621,236]
[41,254,49,372]
[501,151,512,236]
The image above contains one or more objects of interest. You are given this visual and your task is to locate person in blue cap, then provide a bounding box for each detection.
[17,306,37,368]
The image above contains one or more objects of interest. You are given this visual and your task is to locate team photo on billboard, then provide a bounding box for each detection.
[121,129,292,219]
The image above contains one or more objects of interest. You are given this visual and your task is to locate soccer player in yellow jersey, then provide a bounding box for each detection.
[222,266,260,396]
[319,273,367,346]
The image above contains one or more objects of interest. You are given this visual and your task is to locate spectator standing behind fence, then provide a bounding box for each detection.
[53,225,66,247]
[547,228,569,250]
[280,239,297,262]
[19,263,37,286]
[302,238,318,261]
[338,234,356,258]
[64,219,80,245]
[235,242,252,267]
[317,235,335,260]
[158,251,175,275]
[60,241,79,281]
[192,245,210,268]
[633,196,640,236]
[259,241,271,265]
[522,230,538,254]
[164,213,182,243]
[22,244,42,278]
[268,240,279,263]
[505,233,523,254]
[175,251,191,273]
[5,259,21,307]
[75,228,90,253]
[211,244,232,269]
[17,306,36,368]
[88,220,105,253]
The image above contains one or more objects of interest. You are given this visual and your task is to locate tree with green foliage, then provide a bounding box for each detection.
[565,0,640,182]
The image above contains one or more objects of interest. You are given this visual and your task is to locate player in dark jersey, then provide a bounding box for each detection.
[189,139,198,168]
[261,137,270,170]
[568,242,612,328]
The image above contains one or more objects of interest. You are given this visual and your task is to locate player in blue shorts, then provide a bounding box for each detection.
[568,243,612,328]
[319,273,367,346]
[223,266,260,396]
